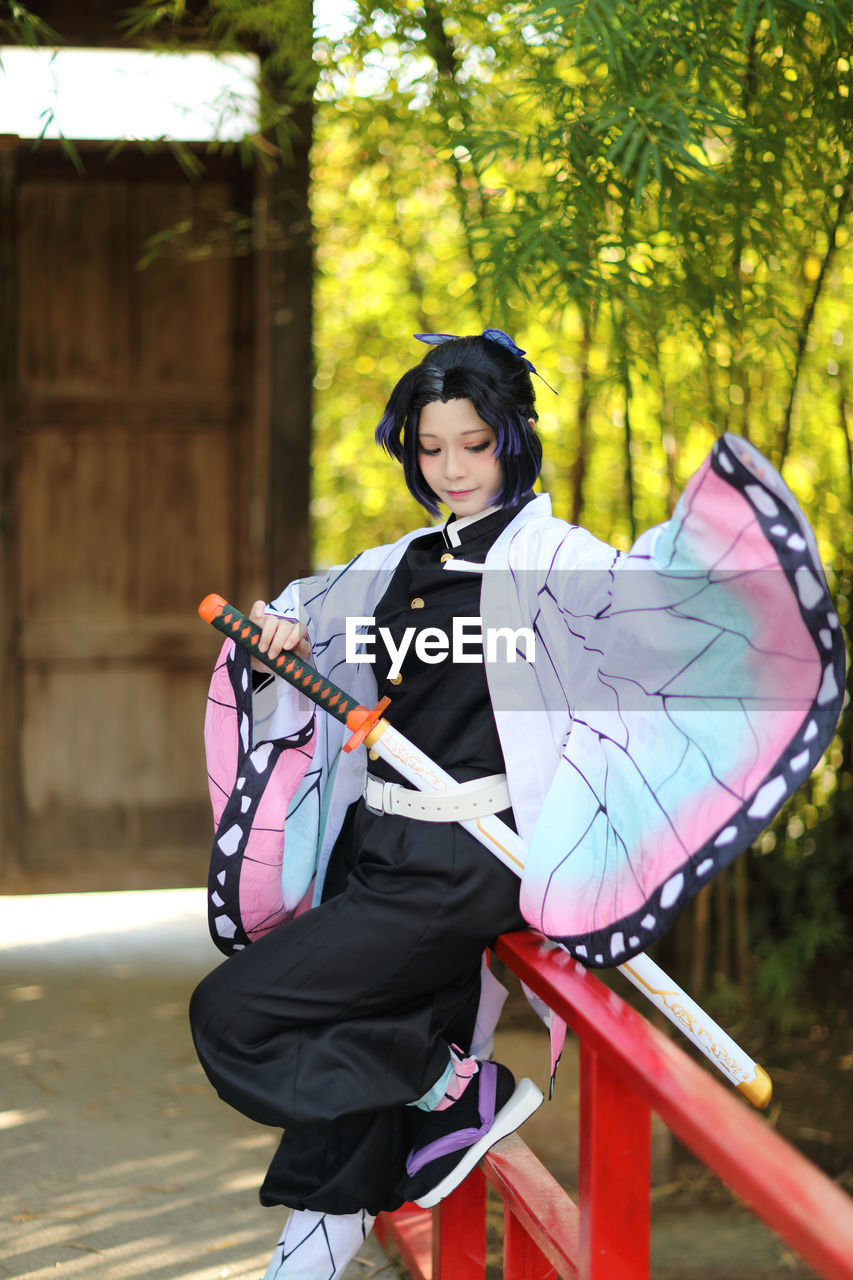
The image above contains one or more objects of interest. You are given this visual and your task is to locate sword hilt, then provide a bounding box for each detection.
[199,594,390,751]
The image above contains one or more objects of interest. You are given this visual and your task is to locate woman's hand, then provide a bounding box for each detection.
[248,601,312,671]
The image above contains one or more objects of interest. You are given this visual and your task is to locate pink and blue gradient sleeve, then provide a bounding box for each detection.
[520,435,845,966]
[203,640,316,954]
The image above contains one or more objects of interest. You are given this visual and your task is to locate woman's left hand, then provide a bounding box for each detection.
[248,601,312,671]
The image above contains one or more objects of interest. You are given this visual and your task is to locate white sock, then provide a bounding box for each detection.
[263,1208,376,1280]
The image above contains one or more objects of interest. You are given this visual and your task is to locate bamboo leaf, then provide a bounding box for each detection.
[633,140,653,205]
[605,117,637,164]
[620,121,646,177]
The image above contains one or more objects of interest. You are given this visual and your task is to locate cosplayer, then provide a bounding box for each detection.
[190,331,844,1280]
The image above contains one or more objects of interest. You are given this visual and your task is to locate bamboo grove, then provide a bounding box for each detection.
[308,0,853,1022]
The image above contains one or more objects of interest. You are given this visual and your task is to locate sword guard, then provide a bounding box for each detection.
[344,697,391,752]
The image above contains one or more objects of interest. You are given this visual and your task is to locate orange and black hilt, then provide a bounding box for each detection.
[198,594,390,753]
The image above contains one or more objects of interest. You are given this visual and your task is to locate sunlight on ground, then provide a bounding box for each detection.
[0,888,206,948]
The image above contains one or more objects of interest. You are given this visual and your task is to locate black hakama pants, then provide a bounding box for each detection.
[189,796,526,1215]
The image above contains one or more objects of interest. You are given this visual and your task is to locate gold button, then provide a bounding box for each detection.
[440,552,454,563]
[410,597,425,609]
[368,749,380,761]
[389,673,403,685]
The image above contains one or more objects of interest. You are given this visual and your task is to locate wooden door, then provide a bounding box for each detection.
[2,143,257,890]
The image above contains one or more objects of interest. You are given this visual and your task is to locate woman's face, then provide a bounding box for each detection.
[417,398,503,519]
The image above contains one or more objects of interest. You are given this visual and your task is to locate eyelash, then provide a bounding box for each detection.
[419,442,492,456]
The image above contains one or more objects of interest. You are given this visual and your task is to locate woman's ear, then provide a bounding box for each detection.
[528,417,537,431]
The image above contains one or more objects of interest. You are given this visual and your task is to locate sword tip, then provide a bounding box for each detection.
[737,1064,773,1110]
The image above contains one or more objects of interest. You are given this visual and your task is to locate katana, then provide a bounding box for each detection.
[199,593,772,1110]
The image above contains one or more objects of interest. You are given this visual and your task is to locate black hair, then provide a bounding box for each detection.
[375,334,543,516]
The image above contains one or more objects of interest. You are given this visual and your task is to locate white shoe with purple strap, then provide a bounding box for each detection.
[402,1060,544,1209]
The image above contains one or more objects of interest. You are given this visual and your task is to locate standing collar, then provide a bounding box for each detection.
[443,504,502,548]
[441,494,537,550]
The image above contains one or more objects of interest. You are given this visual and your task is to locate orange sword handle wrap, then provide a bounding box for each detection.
[198,594,390,750]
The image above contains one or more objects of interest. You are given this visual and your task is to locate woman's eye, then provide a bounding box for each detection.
[419,447,440,456]
[467,441,491,453]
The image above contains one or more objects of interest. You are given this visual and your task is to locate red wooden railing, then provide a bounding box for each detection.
[376,928,853,1280]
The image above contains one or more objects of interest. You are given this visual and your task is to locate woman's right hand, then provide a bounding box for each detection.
[249,601,312,671]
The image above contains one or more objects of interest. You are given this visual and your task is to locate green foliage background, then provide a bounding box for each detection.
[310,1,852,563]
[307,1,853,1018]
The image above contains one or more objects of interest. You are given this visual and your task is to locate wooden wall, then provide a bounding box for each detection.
[0,140,311,891]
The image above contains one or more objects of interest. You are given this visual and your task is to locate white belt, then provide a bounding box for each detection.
[363,772,511,822]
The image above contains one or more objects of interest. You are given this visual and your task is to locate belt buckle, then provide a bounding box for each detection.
[364,776,384,817]
[364,776,401,817]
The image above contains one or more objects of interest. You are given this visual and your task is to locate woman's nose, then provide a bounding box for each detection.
[444,449,465,478]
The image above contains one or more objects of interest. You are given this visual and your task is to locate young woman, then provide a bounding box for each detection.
[190,331,843,1280]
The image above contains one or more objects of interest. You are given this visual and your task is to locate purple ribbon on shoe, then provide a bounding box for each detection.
[405,1060,497,1176]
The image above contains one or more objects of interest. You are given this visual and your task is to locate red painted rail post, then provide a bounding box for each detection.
[579,1041,651,1279]
[503,1208,558,1279]
[434,1165,487,1279]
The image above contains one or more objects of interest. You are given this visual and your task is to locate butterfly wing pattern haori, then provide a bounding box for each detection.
[201,434,845,968]
[519,435,846,966]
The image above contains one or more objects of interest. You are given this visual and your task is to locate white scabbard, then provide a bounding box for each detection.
[618,953,772,1107]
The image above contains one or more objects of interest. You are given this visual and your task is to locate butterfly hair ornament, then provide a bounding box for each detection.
[414,328,558,394]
